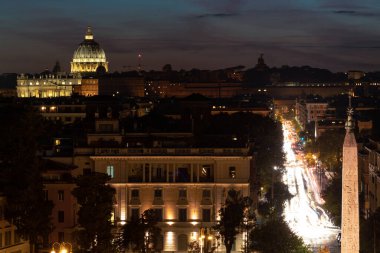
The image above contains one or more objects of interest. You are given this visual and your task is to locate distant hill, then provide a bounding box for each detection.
[0,73,17,88]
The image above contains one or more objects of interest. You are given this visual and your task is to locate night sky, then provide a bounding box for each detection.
[1,0,380,73]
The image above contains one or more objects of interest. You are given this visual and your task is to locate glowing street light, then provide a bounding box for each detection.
[51,242,72,253]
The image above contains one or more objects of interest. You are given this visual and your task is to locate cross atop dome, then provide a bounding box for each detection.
[85,26,93,40]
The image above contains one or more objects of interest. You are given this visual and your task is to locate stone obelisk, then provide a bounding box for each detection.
[341,96,359,252]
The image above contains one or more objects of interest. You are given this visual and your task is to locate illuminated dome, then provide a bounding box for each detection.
[70,26,109,74]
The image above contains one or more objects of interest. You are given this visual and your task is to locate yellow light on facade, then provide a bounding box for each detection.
[167,221,174,226]
[207,235,213,240]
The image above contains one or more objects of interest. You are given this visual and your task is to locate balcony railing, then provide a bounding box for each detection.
[94,147,248,156]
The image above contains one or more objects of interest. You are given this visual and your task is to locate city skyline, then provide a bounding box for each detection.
[1,0,380,73]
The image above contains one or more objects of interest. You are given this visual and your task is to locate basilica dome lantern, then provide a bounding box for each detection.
[70,26,109,74]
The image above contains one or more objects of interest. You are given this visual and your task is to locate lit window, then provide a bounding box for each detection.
[107,165,114,178]
[58,190,64,201]
[229,167,236,179]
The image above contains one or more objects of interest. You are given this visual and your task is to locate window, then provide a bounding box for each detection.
[58,190,64,201]
[178,234,188,251]
[99,123,113,132]
[154,189,162,198]
[178,208,187,222]
[83,168,92,175]
[177,167,190,182]
[43,190,48,201]
[58,211,64,223]
[14,231,21,244]
[202,189,211,198]
[5,231,11,246]
[131,189,139,198]
[202,209,211,222]
[153,208,163,222]
[131,208,140,220]
[229,167,236,179]
[58,232,64,242]
[0,206,3,220]
[200,165,213,182]
[179,189,187,199]
[0,232,2,247]
[107,165,114,178]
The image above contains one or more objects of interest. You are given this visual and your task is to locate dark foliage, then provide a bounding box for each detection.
[119,209,162,252]
[0,105,53,253]
[72,172,116,253]
[250,217,311,253]
[214,190,253,253]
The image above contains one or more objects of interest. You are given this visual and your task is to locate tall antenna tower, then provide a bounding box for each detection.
[137,53,142,71]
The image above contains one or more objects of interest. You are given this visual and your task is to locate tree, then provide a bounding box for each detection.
[305,129,345,172]
[120,209,162,252]
[250,217,311,253]
[72,172,116,253]
[322,175,342,226]
[162,64,172,72]
[258,181,293,218]
[214,189,253,253]
[0,105,53,253]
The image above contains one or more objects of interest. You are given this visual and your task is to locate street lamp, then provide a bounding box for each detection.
[51,242,72,253]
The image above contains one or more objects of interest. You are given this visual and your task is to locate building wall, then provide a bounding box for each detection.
[35,104,86,124]
[99,77,145,97]
[44,184,77,244]
[0,197,30,253]
[305,103,328,122]
[73,78,98,96]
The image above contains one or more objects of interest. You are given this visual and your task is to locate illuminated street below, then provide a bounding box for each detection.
[281,121,340,251]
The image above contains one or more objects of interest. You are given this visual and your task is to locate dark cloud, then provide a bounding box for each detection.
[332,10,378,17]
[196,13,237,19]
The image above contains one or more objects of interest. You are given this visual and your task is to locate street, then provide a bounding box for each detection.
[281,121,341,252]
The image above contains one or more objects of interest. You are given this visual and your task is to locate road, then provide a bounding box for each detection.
[281,121,341,252]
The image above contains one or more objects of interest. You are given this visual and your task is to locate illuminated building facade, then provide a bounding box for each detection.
[62,118,253,252]
[16,74,82,98]
[70,27,108,74]
[72,147,251,252]
[16,74,99,98]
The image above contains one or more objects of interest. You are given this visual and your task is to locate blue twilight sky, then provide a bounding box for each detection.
[1,0,380,73]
